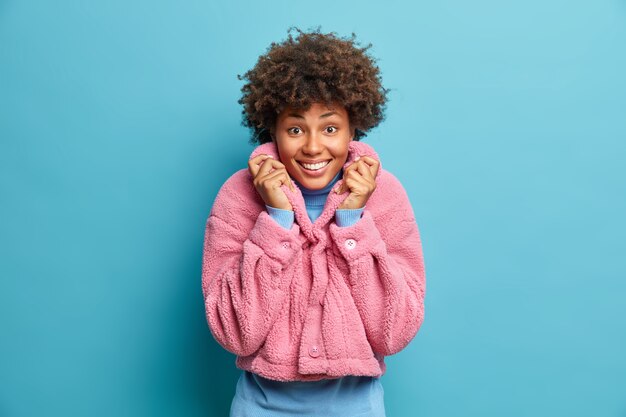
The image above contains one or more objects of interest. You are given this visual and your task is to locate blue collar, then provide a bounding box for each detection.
[294,169,343,206]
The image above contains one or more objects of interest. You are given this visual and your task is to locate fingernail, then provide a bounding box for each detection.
[266,154,273,158]
[355,156,360,161]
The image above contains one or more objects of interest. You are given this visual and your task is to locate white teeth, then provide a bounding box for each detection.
[300,161,330,170]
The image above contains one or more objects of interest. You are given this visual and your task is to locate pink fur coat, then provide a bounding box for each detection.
[201,140,426,381]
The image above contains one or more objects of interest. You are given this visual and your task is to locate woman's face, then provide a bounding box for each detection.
[272,102,354,190]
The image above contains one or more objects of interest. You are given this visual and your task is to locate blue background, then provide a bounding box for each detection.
[1,1,625,416]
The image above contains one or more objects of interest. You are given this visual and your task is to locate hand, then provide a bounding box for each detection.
[335,156,379,209]
[248,154,295,211]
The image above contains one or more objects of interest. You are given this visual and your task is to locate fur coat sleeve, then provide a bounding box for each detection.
[201,171,301,357]
[328,172,426,355]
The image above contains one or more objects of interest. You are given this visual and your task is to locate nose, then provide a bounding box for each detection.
[302,132,323,155]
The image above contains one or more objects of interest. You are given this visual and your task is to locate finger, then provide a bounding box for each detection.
[256,163,289,185]
[335,175,351,194]
[358,156,380,178]
[340,177,356,193]
[286,175,296,192]
[341,176,369,196]
[357,155,378,166]
[336,161,359,193]
[249,154,272,166]
[266,169,294,191]
[346,156,375,177]
[260,169,292,192]
[354,160,373,181]
[337,169,365,193]
[361,161,378,183]
[345,167,372,189]
[256,157,285,178]
[248,154,271,177]
[347,156,361,169]
[336,170,364,195]
[344,169,376,200]
[285,173,296,192]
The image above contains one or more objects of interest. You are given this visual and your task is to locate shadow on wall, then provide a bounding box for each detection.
[144,243,241,416]
[193,333,240,415]
[141,129,253,415]
[192,131,252,413]
[183,259,241,415]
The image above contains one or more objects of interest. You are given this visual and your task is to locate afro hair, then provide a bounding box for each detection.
[237,26,389,144]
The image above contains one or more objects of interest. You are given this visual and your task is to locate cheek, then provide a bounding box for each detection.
[276,141,296,158]
[279,156,298,176]
[331,143,350,160]
[275,144,290,163]
[285,164,301,180]
[279,157,299,175]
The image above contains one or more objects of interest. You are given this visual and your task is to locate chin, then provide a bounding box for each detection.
[298,176,331,190]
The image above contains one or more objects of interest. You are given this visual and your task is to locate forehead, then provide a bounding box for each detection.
[279,102,348,119]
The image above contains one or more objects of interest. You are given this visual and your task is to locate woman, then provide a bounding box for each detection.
[202,27,426,417]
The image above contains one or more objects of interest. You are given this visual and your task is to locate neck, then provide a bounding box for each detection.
[295,170,343,206]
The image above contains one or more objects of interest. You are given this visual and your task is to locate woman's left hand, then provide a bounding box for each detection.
[335,156,380,209]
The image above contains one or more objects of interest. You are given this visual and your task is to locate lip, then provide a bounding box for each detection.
[296,159,332,177]
[297,159,331,164]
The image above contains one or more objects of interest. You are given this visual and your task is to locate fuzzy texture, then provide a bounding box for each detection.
[201,140,426,382]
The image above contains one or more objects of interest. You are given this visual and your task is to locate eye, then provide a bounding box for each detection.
[325,126,338,134]
[287,127,302,135]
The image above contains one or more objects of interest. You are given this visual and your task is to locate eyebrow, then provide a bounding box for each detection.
[286,111,340,119]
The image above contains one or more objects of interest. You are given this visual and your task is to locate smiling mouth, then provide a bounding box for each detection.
[298,160,331,171]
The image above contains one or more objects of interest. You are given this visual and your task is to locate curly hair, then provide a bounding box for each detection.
[237,26,389,145]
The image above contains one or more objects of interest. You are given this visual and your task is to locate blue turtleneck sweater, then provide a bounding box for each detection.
[228,170,385,417]
[265,169,364,228]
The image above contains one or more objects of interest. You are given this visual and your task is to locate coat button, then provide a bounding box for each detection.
[308,345,320,358]
[344,239,357,250]
[281,241,290,249]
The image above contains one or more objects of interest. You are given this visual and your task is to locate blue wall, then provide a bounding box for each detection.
[1,1,625,416]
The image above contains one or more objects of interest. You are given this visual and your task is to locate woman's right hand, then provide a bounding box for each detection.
[248,154,295,211]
